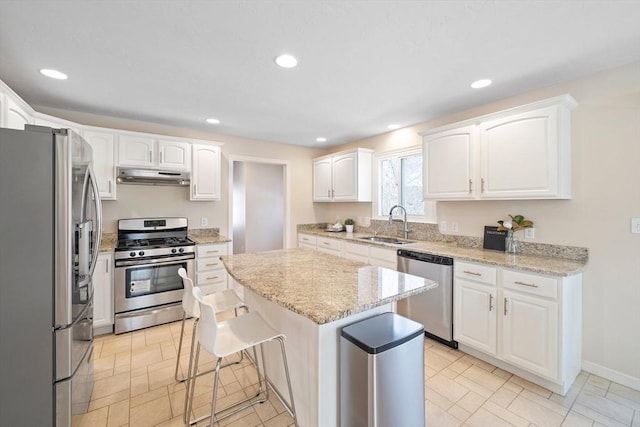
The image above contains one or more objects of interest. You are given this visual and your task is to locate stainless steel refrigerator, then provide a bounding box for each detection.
[0,125,102,426]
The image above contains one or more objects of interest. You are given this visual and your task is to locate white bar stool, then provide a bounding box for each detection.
[175,268,247,424]
[187,287,298,426]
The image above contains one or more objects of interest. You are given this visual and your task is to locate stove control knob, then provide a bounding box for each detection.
[178,248,184,253]
[129,251,136,257]
[138,251,145,256]
[171,248,177,254]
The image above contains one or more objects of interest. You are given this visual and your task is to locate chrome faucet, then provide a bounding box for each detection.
[388,204,411,239]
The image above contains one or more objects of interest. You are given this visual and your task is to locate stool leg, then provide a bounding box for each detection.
[278,337,298,426]
[185,342,200,425]
[183,320,200,425]
[174,311,187,382]
[208,357,224,426]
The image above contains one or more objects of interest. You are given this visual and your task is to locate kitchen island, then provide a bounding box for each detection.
[221,248,437,427]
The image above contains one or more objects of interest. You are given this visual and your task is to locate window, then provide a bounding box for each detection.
[374,146,436,222]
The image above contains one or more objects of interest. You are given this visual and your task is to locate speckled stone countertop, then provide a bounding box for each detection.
[299,229,586,277]
[221,248,437,325]
[100,232,117,252]
[188,228,231,244]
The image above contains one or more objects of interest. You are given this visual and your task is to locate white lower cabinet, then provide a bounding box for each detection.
[93,252,114,333]
[297,233,398,270]
[453,260,582,395]
[455,278,497,356]
[368,246,397,270]
[196,243,229,294]
[298,233,317,249]
[316,236,342,256]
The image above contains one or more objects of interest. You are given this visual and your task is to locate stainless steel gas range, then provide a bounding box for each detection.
[114,217,195,334]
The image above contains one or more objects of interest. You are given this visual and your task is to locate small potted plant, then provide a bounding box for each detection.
[344,218,355,233]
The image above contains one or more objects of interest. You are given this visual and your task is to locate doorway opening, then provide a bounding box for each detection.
[229,157,290,255]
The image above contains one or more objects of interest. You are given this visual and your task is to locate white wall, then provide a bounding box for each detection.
[316,61,640,387]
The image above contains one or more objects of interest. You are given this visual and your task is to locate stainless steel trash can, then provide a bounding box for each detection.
[340,312,425,427]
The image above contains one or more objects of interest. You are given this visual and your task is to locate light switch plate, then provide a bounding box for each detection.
[201,217,208,227]
[439,221,447,233]
[632,218,640,234]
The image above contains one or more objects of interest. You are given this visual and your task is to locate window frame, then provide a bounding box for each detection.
[372,145,436,223]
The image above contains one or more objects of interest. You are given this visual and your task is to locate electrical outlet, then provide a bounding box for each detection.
[632,218,640,234]
[450,222,459,233]
[525,227,535,239]
[201,217,208,227]
[439,221,447,233]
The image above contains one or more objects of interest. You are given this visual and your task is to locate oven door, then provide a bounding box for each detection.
[115,255,194,313]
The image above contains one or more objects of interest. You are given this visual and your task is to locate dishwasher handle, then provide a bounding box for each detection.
[397,249,453,266]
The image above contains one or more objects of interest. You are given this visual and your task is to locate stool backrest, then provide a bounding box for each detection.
[192,287,218,355]
[178,268,199,318]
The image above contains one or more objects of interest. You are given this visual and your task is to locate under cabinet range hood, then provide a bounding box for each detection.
[116,167,190,186]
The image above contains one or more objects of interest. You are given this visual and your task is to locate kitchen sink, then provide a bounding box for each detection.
[358,236,412,245]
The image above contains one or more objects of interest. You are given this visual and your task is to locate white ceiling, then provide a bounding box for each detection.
[1,1,639,147]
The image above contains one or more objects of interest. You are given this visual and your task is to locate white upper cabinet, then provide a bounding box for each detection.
[191,143,221,201]
[312,148,373,202]
[422,95,577,201]
[158,139,191,170]
[423,125,477,199]
[118,135,190,170]
[0,90,34,130]
[82,130,117,200]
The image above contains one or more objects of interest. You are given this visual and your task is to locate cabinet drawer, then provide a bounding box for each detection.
[317,236,342,251]
[455,261,497,285]
[197,244,228,258]
[298,233,317,245]
[197,258,224,272]
[344,242,369,257]
[197,270,227,285]
[503,269,558,299]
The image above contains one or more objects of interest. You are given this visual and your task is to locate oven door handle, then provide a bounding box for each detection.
[115,254,195,267]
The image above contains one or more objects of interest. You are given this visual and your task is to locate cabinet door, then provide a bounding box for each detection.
[158,140,191,170]
[5,97,33,130]
[502,290,558,379]
[118,135,155,167]
[480,106,560,199]
[312,157,333,201]
[343,242,369,263]
[191,144,221,200]
[369,246,397,270]
[332,152,358,201]
[93,253,113,330]
[454,279,497,355]
[83,130,117,200]
[423,125,476,199]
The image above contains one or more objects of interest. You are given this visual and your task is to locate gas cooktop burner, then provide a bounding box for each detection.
[117,236,195,250]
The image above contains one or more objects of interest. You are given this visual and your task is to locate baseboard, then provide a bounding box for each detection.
[582,360,640,391]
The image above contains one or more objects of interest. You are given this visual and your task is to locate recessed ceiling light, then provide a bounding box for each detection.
[205,118,220,124]
[387,124,401,130]
[470,79,492,89]
[40,69,68,80]
[316,137,327,143]
[275,54,298,68]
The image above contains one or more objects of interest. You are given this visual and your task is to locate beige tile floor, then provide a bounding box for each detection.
[76,319,640,427]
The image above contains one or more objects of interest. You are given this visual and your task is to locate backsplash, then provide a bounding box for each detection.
[298,220,588,262]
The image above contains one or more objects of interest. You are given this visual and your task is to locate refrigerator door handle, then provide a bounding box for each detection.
[87,165,102,278]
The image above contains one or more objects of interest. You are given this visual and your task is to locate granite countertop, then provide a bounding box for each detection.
[221,248,437,325]
[299,229,586,277]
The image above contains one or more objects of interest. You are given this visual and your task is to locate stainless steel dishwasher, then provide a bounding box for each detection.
[397,249,457,348]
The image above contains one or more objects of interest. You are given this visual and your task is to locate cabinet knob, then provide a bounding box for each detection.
[489,294,493,311]
[514,280,538,288]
